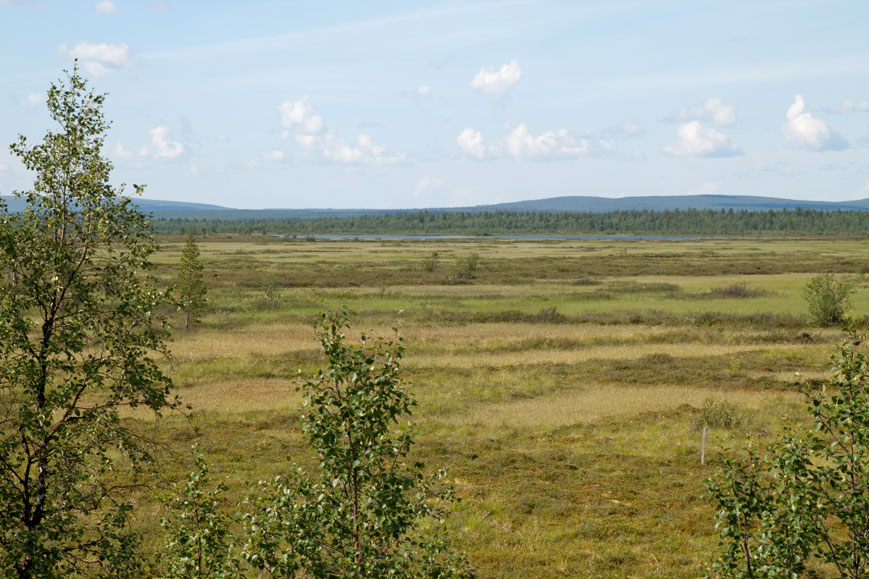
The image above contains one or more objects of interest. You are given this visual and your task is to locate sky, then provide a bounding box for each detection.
[1,1,868,209]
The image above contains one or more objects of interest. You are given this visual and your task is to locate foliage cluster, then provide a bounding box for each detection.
[241,306,472,577]
[0,67,176,578]
[802,273,854,327]
[707,332,869,578]
[177,234,207,330]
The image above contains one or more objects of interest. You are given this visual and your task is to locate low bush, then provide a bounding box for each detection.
[803,273,854,326]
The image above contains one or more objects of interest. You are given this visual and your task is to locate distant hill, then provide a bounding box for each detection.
[473,195,869,213]
[4,194,869,220]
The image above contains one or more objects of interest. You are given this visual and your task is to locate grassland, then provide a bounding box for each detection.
[138,235,869,577]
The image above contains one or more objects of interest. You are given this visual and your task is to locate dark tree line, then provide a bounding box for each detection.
[151,207,869,237]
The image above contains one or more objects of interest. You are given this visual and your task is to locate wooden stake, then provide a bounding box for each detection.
[701,426,707,465]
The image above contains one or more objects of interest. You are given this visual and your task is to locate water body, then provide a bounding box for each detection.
[279,234,709,241]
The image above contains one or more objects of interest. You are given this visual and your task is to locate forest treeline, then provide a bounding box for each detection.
[151,207,869,236]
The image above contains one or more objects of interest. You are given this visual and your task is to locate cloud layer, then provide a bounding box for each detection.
[470,60,521,97]
[781,95,847,151]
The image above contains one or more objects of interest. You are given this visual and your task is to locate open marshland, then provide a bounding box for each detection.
[143,236,869,577]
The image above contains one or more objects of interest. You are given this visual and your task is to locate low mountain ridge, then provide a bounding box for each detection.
[3,194,868,220]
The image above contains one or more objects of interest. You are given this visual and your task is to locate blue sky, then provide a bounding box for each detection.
[1,0,868,209]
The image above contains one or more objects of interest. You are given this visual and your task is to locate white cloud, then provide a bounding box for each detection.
[59,42,130,76]
[470,60,521,97]
[189,164,199,177]
[280,97,404,166]
[0,162,9,172]
[457,123,620,161]
[93,1,118,14]
[416,85,432,97]
[663,121,742,157]
[669,97,736,126]
[414,176,444,195]
[314,133,405,166]
[148,126,184,159]
[278,98,323,136]
[826,99,869,113]
[22,92,44,107]
[456,128,488,159]
[781,95,847,151]
[505,123,589,159]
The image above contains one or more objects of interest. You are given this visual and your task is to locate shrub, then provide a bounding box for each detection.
[422,251,439,272]
[705,282,768,299]
[692,398,743,431]
[242,306,473,577]
[706,331,869,578]
[802,273,854,326]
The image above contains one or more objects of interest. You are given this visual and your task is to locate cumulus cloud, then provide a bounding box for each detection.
[668,97,736,126]
[278,98,323,136]
[457,122,630,161]
[663,121,742,157]
[93,1,118,13]
[826,99,869,113]
[59,42,130,76]
[414,176,444,195]
[470,60,521,97]
[148,126,184,159]
[505,123,589,159]
[416,85,432,97]
[22,92,44,107]
[314,133,405,166]
[279,98,404,166]
[456,128,489,159]
[856,180,869,199]
[782,95,847,151]
[0,162,8,172]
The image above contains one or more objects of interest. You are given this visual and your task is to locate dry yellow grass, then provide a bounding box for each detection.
[434,384,799,431]
[405,343,798,369]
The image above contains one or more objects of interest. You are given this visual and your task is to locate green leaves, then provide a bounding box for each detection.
[243,306,473,578]
[707,331,869,578]
[0,67,176,577]
[158,446,239,579]
[177,234,207,330]
[802,274,854,327]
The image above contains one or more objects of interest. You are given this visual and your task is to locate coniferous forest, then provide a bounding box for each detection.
[151,207,869,237]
